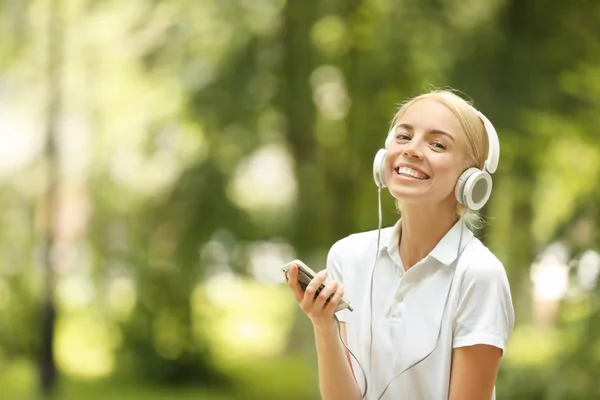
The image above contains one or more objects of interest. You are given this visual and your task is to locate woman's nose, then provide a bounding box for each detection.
[402,140,424,159]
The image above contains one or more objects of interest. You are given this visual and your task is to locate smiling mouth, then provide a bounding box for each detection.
[395,166,430,180]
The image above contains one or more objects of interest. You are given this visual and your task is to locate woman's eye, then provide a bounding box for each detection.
[432,141,447,150]
[395,133,411,140]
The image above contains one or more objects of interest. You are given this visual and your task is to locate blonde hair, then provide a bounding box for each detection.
[391,89,490,229]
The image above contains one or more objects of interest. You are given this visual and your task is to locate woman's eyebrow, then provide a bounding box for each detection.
[397,123,455,141]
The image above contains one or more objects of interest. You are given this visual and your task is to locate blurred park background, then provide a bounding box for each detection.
[1,0,600,399]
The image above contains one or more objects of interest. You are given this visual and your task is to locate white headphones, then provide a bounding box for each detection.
[372,109,500,211]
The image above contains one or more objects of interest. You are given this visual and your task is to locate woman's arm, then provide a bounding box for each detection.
[340,322,353,370]
[450,256,515,400]
[448,344,502,400]
[286,265,361,400]
[313,318,360,400]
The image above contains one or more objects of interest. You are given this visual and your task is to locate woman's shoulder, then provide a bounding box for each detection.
[326,226,397,288]
[452,236,516,339]
[329,225,397,256]
[457,237,510,285]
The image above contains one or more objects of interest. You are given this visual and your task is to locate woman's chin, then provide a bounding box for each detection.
[387,179,430,198]
[387,187,427,202]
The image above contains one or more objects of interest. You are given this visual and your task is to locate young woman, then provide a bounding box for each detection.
[286,90,515,400]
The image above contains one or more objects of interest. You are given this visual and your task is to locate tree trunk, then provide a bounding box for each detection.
[280,0,321,253]
[40,0,63,394]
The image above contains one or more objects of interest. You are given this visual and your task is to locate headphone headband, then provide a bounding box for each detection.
[384,127,395,149]
[475,110,500,174]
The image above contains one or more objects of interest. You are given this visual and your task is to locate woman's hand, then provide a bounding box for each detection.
[286,263,345,331]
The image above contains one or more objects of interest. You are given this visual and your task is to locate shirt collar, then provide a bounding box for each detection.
[429,218,474,266]
[380,218,474,267]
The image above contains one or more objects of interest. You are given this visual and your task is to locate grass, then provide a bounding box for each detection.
[0,354,319,400]
[3,379,240,400]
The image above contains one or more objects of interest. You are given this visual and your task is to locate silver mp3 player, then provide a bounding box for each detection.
[282,259,353,313]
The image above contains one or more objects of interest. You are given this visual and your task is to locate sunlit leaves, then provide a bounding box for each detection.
[227,144,297,214]
[532,135,600,244]
[55,312,121,378]
[192,275,296,363]
[522,109,600,245]
[311,16,351,57]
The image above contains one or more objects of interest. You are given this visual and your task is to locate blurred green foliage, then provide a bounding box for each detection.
[0,0,599,399]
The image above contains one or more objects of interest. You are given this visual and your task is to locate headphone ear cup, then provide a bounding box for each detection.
[373,149,387,188]
[455,168,476,206]
[455,168,493,211]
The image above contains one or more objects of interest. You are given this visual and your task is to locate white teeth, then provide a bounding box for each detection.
[397,166,428,180]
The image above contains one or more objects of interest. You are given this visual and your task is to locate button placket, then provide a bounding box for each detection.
[394,269,416,304]
[388,277,407,319]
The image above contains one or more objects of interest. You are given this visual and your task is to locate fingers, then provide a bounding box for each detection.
[324,283,344,313]
[286,265,343,319]
[313,280,338,310]
[286,264,305,303]
[302,270,328,306]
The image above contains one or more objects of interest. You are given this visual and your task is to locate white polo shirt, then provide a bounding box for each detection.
[327,218,515,400]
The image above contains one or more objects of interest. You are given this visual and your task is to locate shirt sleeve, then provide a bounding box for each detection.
[452,259,515,354]
[326,239,351,323]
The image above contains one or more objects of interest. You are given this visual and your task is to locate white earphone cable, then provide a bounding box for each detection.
[369,185,383,381]
[373,212,467,400]
[335,186,382,399]
[335,190,468,399]
[334,314,368,399]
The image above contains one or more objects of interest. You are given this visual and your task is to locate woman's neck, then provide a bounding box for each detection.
[399,201,458,270]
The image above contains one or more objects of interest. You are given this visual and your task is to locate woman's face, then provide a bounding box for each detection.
[385,98,468,207]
